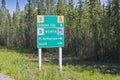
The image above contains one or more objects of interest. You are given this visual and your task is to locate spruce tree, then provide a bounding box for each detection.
[111,0,120,61]
[25,0,37,49]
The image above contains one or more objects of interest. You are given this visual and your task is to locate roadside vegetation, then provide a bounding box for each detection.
[0,47,119,80]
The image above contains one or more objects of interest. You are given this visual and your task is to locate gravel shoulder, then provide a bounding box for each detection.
[0,73,15,80]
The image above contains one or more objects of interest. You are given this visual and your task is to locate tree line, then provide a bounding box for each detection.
[0,0,120,62]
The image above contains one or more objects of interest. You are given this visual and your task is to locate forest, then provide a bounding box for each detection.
[0,0,120,62]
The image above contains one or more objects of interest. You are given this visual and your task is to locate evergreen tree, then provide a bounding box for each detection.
[64,0,76,55]
[75,0,83,56]
[56,0,64,15]
[25,0,37,49]
[0,0,10,46]
[45,0,49,14]
[111,0,120,61]
[40,0,45,14]
[49,0,54,14]
[11,0,21,47]
[1,0,9,17]
[37,0,41,15]
[16,0,20,14]
[86,0,101,60]
[0,10,4,46]
[1,0,6,8]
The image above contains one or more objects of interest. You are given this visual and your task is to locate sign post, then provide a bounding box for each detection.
[38,48,42,70]
[59,47,62,72]
[37,15,64,71]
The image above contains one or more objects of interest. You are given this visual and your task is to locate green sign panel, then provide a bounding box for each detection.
[37,15,64,48]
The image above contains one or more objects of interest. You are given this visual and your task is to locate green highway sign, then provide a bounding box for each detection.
[37,15,64,48]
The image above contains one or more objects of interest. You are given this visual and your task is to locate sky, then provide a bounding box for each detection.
[0,0,78,14]
[0,0,105,15]
[0,0,27,14]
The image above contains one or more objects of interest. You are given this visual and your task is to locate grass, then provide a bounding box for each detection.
[0,47,120,80]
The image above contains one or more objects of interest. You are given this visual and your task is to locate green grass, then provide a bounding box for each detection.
[0,48,120,80]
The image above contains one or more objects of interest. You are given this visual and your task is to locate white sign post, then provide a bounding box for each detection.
[38,48,42,70]
[59,47,62,72]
